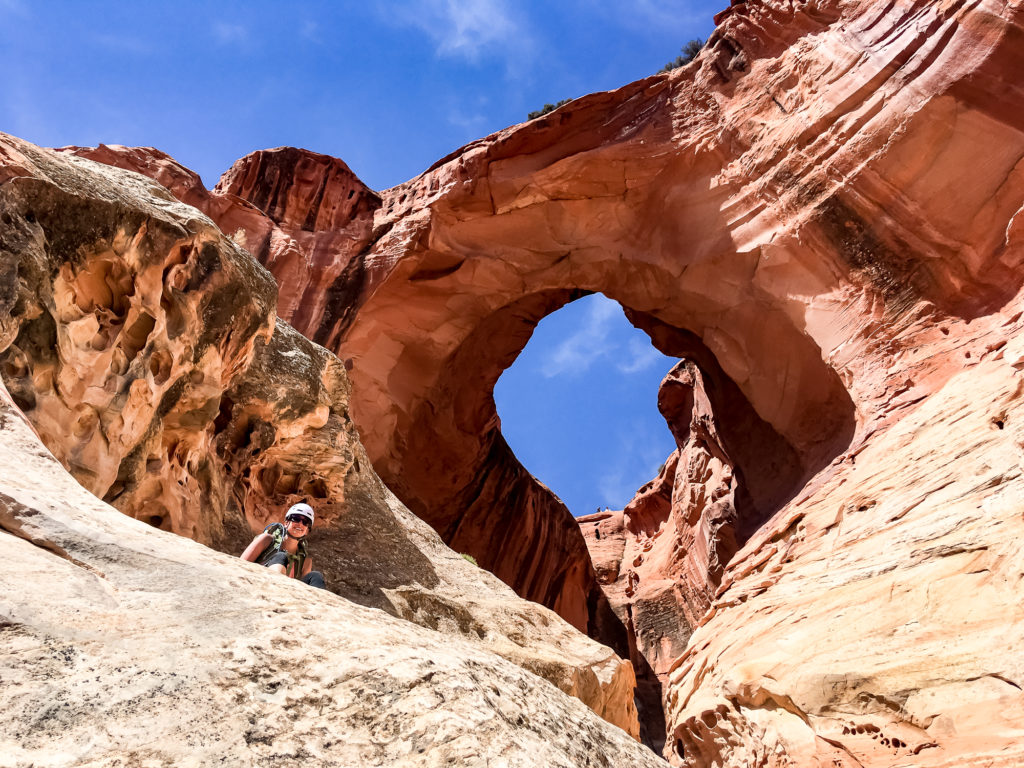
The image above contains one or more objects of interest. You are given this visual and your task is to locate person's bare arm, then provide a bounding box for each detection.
[301,557,313,578]
[240,532,273,562]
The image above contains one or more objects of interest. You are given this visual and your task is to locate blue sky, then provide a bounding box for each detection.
[1,0,721,515]
[495,295,678,516]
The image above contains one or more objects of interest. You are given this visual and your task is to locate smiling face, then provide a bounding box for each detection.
[284,515,311,536]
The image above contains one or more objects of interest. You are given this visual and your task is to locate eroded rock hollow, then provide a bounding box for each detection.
[20,0,1024,764]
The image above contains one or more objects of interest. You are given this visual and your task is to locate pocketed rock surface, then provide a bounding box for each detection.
[0,131,644,756]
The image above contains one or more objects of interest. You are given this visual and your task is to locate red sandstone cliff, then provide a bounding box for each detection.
[54,0,1024,764]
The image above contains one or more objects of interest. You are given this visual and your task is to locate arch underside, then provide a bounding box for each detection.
[341,185,862,635]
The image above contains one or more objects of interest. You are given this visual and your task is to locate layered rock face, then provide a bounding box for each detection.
[579,329,804,751]
[54,0,1024,764]
[0,131,647,760]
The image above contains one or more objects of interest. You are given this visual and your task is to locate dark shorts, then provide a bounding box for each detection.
[261,552,325,589]
[262,551,292,570]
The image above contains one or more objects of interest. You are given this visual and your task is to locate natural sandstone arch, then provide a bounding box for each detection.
[56,2,1024,761]
[338,266,856,746]
[338,217,858,635]
[321,0,1024,649]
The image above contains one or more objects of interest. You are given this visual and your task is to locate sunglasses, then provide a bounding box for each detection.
[286,515,312,528]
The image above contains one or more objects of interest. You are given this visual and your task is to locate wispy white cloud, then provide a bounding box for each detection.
[597,469,633,511]
[212,22,248,46]
[540,296,619,378]
[539,295,672,379]
[444,90,492,141]
[386,0,531,64]
[447,107,488,136]
[617,336,665,374]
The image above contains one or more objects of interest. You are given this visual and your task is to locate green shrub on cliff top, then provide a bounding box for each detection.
[527,98,573,121]
[527,38,707,121]
[659,38,705,73]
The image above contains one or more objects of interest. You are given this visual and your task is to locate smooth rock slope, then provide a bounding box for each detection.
[0,385,658,768]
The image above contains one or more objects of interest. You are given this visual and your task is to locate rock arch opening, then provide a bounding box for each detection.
[493,293,678,519]
[339,237,860,749]
[340,254,857,746]
[343,250,857,617]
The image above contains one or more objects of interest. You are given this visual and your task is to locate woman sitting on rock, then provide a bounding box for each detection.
[240,502,326,589]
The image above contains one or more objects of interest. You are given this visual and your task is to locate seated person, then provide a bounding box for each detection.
[240,502,325,589]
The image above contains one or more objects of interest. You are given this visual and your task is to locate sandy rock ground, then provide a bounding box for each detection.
[0,386,661,768]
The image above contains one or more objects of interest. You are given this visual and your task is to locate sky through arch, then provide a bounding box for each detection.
[494,294,678,518]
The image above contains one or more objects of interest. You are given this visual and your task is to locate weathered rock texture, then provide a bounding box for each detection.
[57,0,1024,764]
[579,331,805,752]
[0,131,645,753]
[62,145,614,637]
[60,144,382,340]
[0,386,661,768]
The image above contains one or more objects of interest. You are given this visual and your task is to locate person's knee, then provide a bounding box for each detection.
[262,552,290,572]
[302,571,326,589]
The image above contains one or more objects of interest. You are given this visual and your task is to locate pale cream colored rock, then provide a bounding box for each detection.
[665,361,1024,767]
[0,385,660,768]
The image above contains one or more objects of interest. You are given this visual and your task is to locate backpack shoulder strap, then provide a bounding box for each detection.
[287,539,309,577]
[255,523,286,565]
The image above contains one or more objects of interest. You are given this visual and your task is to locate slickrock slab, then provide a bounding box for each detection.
[0,386,661,768]
[0,132,641,742]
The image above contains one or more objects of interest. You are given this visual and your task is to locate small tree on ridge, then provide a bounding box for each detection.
[660,38,705,73]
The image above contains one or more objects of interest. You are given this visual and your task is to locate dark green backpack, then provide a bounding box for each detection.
[257,522,308,578]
